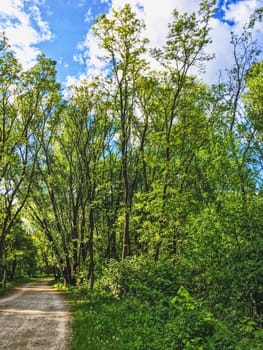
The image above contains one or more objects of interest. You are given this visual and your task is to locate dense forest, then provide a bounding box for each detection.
[1,1,263,348]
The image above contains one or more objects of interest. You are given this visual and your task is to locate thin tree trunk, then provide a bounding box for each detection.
[87,207,95,289]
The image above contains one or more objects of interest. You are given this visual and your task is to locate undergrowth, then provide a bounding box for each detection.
[54,257,263,350]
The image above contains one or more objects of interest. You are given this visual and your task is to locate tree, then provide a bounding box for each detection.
[27,78,112,287]
[133,0,216,260]
[93,4,149,258]
[0,34,60,286]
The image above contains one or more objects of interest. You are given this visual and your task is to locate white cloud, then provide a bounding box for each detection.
[27,3,53,41]
[73,53,85,65]
[65,74,84,88]
[84,8,93,23]
[205,0,263,83]
[78,0,87,7]
[224,0,260,30]
[63,73,90,97]
[77,28,110,79]
[0,0,53,68]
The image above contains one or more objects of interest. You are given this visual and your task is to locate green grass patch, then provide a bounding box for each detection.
[66,288,164,350]
[61,285,237,350]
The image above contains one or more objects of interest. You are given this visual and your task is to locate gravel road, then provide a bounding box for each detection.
[0,279,71,350]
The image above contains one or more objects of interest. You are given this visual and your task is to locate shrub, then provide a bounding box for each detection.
[99,255,179,301]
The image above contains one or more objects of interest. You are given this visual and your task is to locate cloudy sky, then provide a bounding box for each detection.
[0,0,262,86]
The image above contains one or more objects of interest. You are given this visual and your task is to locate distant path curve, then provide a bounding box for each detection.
[0,279,71,350]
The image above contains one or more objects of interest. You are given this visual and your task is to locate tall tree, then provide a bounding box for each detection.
[28,79,111,287]
[137,0,216,260]
[0,34,60,286]
[93,4,149,258]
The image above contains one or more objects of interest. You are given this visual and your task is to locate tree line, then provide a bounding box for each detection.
[1,0,262,329]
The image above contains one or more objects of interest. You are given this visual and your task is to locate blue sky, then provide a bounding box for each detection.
[0,0,262,85]
[36,0,111,81]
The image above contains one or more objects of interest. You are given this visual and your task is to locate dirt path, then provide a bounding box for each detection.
[0,279,71,350]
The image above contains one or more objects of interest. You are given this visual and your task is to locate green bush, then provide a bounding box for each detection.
[67,256,262,349]
[164,287,235,350]
[99,255,179,301]
[96,258,237,349]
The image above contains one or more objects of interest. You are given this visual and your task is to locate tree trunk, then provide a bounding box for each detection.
[122,209,131,259]
[0,265,7,289]
[121,144,131,259]
[10,256,17,280]
[87,207,95,289]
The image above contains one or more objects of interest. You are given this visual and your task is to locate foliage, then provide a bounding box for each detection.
[64,254,261,349]
[65,269,235,350]
[1,2,263,349]
[99,256,179,300]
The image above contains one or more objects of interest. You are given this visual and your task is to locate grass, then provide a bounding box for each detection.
[52,280,259,350]
[53,284,172,350]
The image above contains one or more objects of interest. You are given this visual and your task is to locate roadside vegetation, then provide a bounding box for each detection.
[56,256,263,349]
